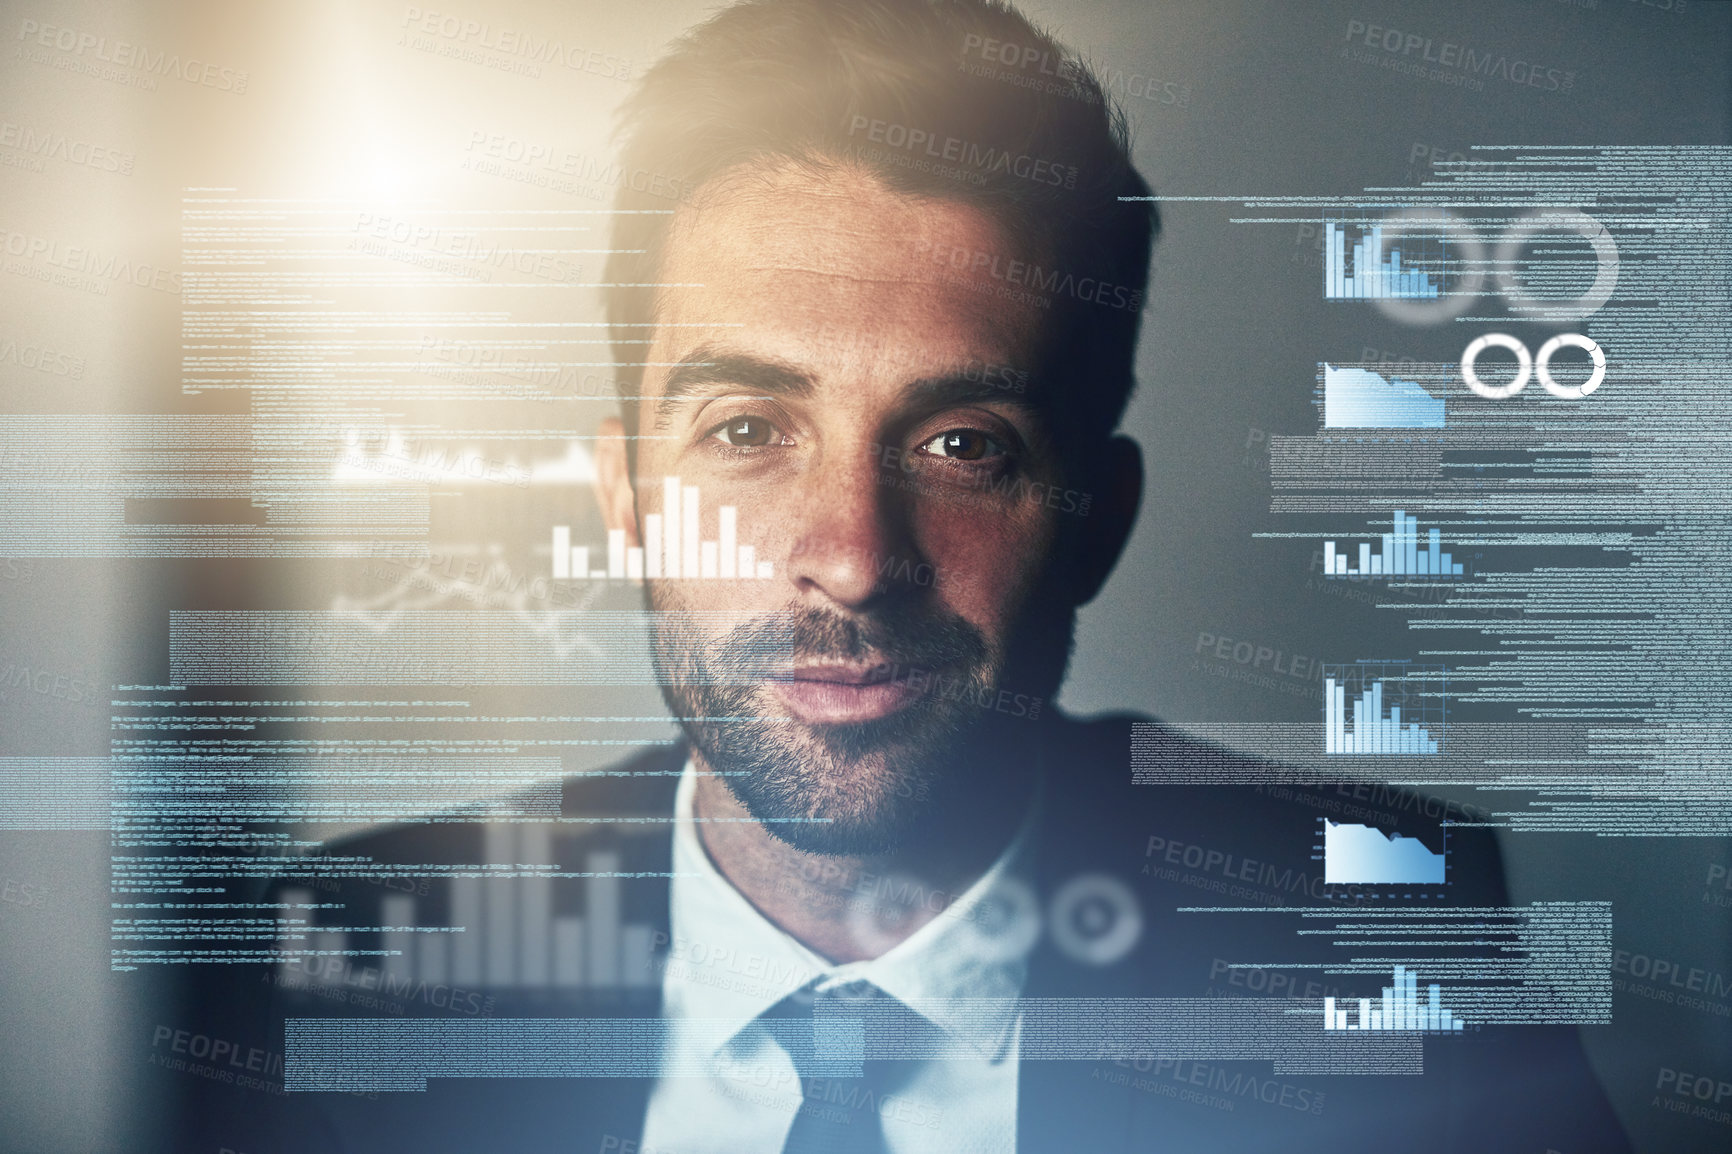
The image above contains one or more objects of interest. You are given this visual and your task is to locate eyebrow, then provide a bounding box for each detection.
[653,345,816,429]
[650,343,1044,429]
[901,373,1042,414]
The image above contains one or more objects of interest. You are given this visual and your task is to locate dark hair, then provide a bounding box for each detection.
[605,0,1156,458]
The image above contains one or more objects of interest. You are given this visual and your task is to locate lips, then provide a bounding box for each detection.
[769,661,931,724]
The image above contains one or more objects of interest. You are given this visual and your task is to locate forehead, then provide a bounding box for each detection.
[648,162,1049,387]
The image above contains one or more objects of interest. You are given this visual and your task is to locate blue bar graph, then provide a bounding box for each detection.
[1322,511,1462,578]
[1323,663,1444,755]
[1323,966,1464,1032]
[1324,221,1442,299]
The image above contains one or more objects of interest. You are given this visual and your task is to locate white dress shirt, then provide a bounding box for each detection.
[638,762,1037,1154]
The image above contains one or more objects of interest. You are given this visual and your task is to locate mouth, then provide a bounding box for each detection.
[769,661,933,725]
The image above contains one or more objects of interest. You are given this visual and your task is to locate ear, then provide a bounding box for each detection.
[1070,435,1142,607]
[593,417,640,545]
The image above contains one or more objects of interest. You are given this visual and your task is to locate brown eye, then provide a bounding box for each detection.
[920,429,1003,461]
[713,416,778,448]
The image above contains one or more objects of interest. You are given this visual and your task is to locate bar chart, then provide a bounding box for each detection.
[279,827,660,992]
[550,476,774,582]
[1323,663,1444,755]
[1321,511,1463,578]
[1322,819,1446,885]
[1322,363,1445,429]
[1323,221,1443,299]
[1324,966,1464,1032]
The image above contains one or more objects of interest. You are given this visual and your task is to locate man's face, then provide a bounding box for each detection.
[604,161,1077,855]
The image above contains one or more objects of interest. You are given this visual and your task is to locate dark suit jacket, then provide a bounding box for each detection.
[156,715,1630,1153]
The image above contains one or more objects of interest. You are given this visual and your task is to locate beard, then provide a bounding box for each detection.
[648,594,1002,857]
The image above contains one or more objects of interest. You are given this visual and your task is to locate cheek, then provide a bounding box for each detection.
[646,572,782,631]
[914,503,1058,634]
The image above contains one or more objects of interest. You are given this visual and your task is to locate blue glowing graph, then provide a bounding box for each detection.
[1323,663,1444,755]
[1322,510,1463,578]
[1324,966,1464,1032]
[1323,819,1445,885]
[1323,363,1445,428]
[1323,221,1442,299]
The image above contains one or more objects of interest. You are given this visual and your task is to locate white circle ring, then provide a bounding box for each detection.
[843,873,938,957]
[1371,208,1487,327]
[1493,210,1618,323]
[1049,874,1142,967]
[1461,333,1533,399]
[1536,333,1606,399]
[956,876,1044,965]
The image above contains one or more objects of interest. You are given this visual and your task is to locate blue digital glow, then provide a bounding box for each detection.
[1323,364,1445,429]
[1322,510,1462,577]
[1323,222,1442,299]
[1323,820,1445,885]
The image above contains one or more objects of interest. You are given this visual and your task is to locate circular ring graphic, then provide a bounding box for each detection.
[1493,210,1619,323]
[1370,208,1486,327]
[956,876,1044,965]
[1461,332,1533,399]
[1048,874,1142,966]
[1536,333,1606,399]
[844,873,942,958]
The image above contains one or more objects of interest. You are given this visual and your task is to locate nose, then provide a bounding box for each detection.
[783,441,920,610]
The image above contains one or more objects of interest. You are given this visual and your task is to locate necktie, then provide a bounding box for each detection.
[762,980,931,1154]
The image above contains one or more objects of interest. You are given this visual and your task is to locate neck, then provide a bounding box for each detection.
[690,746,1036,964]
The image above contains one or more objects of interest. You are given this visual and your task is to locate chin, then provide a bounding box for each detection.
[646,592,1076,854]
[699,711,959,857]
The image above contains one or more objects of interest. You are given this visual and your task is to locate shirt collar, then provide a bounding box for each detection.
[663,760,1038,1061]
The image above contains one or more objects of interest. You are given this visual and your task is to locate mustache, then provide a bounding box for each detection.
[697,605,988,681]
